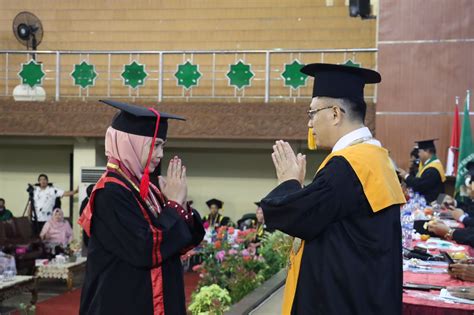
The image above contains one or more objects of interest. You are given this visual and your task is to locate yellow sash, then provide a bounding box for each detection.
[418,160,446,182]
[281,143,406,314]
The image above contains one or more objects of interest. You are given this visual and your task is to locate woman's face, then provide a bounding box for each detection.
[256,208,264,223]
[141,138,165,172]
[53,211,62,222]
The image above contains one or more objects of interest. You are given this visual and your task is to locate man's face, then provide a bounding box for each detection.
[466,178,474,199]
[0,201,4,210]
[418,149,430,163]
[209,205,219,216]
[38,176,48,188]
[307,97,339,149]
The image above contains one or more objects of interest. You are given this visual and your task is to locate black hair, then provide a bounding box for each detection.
[410,148,419,159]
[339,98,366,123]
[38,173,49,182]
[0,198,4,203]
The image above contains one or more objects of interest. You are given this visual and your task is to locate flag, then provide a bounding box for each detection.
[446,100,460,176]
[455,90,474,196]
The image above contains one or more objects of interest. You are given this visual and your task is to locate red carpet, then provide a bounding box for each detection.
[20,272,200,314]
[35,289,81,315]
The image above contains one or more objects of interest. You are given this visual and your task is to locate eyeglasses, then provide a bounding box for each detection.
[307,106,345,120]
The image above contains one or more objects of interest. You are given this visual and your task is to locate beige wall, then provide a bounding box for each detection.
[0,0,375,51]
[0,144,73,217]
[163,146,326,223]
[0,137,326,233]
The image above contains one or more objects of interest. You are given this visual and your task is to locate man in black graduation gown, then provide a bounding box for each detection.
[79,100,205,315]
[260,64,406,315]
[397,139,446,203]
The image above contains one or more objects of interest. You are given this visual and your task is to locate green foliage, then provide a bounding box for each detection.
[259,231,292,279]
[188,284,231,315]
[18,303,36,315]
[191,227,292,309]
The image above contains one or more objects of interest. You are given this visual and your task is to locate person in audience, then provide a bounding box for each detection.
[79,100,204,315]
[449,263,474,282]
[428,220,474,248]
[457,161,474,210]
[260,64,405,314]
[397,139,445,203]
[31,173,78,232]
[254,202,273,242]
[0,198,13,222]
[40,208,73,245]
[408,147,420,177]
[202,198,231,229]
[79,184,95,248]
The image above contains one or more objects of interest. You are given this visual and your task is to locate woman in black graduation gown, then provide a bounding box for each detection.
[79,100,204,315]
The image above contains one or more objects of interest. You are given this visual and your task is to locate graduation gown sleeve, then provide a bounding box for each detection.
[462,216,474,228]
[91,183,198,268]
[453,228,474,248]
[261,156,363,240]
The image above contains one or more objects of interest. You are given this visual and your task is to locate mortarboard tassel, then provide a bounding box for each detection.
[140,107,161,200]
[308,128,317,150]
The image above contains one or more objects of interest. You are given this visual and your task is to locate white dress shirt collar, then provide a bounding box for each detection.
[332,126,381,153]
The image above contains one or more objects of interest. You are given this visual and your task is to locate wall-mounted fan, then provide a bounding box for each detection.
[12,11,43,51]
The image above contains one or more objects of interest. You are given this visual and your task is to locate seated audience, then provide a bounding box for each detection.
[203,198,232,229]
[79,184,95,248]
[428,221,474,248]
[0,198,13,222]
[254,202,274,242]
[408,147,420,177]
[449,263,474,282]
[40,208,73,246]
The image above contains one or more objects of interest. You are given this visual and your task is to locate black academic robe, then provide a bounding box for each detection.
[202,213,231,228]
[80,172,205,315]
[262,156,402,315]
[462,217,474,227]
[453,228,474,248]
[459,199,474,217]
[405,168,445,203]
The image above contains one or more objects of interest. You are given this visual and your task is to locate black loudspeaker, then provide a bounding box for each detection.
[349,0,371,18]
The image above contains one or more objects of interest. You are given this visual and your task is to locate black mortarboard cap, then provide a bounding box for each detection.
[300,63,381,102]
[206,198,223,209]
[415,139,438,151]
[101,99,185,140]
[254,202,261,207]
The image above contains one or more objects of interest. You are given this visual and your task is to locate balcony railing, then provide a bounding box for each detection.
[0,48,377,103]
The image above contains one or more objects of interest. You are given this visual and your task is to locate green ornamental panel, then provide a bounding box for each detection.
[175,61,202,89]
[121,61,148,89]
[18,60,45,88]
[343,60,361,68]
[226,60,254,89]
[281,60,307,89]
[71,61,98,89]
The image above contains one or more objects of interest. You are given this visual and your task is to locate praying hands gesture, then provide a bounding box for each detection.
[159,156,188,207]
[272,140,306,186]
